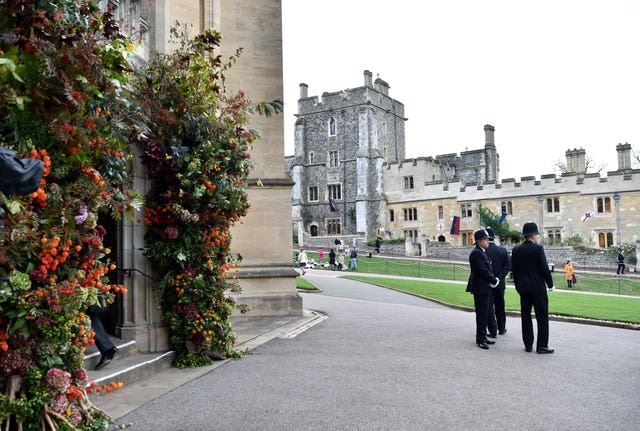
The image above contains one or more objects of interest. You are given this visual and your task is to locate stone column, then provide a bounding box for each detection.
[220,0,302,317]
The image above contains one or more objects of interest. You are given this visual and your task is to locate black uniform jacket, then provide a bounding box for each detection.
[485,242,510,289]
[511,240,554,293]
[466,245,496,295]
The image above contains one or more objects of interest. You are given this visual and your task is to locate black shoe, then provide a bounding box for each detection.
[525,346,533,352]
[485,339,495,345]
[536,346,554,354]
[499,329,507,335]
[487,333,497,339]
[477,342,489,349]
[95,347,118,370]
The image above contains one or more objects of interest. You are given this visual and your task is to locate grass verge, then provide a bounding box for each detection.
[296,277,319,291]
[345,276,640,324]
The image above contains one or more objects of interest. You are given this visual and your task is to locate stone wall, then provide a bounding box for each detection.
[421,242,631,271]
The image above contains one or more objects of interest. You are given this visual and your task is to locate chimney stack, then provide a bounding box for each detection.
[299,83,308,99]
[484,124,495,149]
[364,70,373,87]
[616,142,632,171]
[565,148,586,173]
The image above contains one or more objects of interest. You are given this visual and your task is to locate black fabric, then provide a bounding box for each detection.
[0,146,44,196]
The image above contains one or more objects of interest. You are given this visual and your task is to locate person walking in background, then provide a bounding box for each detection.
[350,248,358,271]
[617,250,625,275]
[466,229,500,350]
[318,248,324,264]
[511,222,555,354]
[564,259,575,288]
[329,249,336,271]
[297,248,308,275]
[485,227,510,336]
[338,252,345,271]
[89,308,119,370]
[375,236,381,254]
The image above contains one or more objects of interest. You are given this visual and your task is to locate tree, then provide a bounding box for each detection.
[478,207,521,244]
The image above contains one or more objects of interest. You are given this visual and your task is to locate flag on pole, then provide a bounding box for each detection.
[498,212,508,225]
[329,198,338,212]
[581,210,595,222]
[450,216,460,235]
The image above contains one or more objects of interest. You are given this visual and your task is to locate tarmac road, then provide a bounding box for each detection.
[119,272,640,430]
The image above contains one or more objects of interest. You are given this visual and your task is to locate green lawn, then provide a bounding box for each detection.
[345,276,640,324]
[301,252,640,296]
[296,277,319,290]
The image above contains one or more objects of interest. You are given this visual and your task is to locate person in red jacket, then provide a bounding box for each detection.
[511,222,556,354]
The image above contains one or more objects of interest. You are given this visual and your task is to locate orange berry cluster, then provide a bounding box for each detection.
[27,149,51,207]
[38,237,71,276]
[0,323,8,352]
[72,313,95,350]
[86,380,124,395]
[143,203,177,226]
[82,166,105,188]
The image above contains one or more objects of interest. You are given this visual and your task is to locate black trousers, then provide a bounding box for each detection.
[617,263,625,274]
[490,288,506,333]
[88,308,115,355]
[518,290,549,349]
[473,294,492,342]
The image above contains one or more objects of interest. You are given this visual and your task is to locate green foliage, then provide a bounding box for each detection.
[478,207,521,242]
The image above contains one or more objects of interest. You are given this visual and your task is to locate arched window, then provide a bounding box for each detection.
[596,197,611,213]
[598,232,615,248]
[329,117,336,136]
[501,201,513,214]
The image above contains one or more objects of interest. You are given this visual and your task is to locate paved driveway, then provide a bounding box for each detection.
[120,273,640,430]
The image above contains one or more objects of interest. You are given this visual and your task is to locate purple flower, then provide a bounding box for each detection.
[29,269,47,284]
[164,225,179,239]
[74,205,88,225]
[45,368,72,392]
[72,369,88,385]
[47,393,69,414]
[0,349,33,376]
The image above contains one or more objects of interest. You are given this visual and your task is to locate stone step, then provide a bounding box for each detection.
[84,338,174,393]
[83,338,138,371]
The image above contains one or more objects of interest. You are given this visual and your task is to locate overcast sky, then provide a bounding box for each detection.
[281,0,640,180]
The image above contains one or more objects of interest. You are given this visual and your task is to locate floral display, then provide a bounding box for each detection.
[1,0,281,427]
[131,27,268,368]
[0,1,139,429]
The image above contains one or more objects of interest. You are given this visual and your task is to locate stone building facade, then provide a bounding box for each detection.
[288,72,639,252]
[106,0,300,354]
[289,70,406,241]
[385,143,639,250]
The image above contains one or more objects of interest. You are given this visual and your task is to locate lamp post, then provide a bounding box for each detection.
[613,193,621,245]
[537,196,544,244]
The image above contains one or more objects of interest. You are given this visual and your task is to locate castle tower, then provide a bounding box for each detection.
[291,70,406,240]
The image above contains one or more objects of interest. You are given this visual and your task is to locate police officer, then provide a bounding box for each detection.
[485,227,510,336]
[511,222,555,354]
[466,229,500,349]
